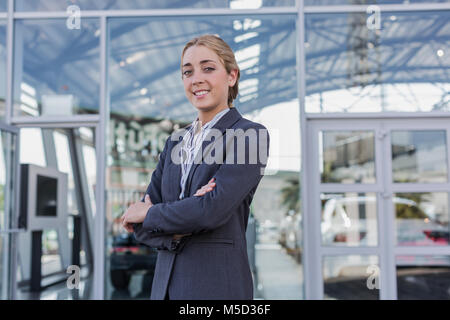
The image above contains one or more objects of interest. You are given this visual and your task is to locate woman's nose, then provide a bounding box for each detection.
[191,73,204,85]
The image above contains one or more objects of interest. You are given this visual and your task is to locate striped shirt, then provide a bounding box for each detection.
[178,107,230,200]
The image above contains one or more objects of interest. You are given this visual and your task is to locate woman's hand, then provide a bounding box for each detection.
[121,194,153,232]
[172,178,217,239]
[193,177,216,196]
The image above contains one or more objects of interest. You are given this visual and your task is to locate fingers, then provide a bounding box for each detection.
[194,178,216,197]
[124,223,134,233]
[144,194,152,204]
[172,233,192,240]
[121,214,130,232]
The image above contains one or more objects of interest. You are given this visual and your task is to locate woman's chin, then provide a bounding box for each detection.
[193,104,216,113]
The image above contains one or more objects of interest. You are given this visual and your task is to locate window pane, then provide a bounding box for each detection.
[306,0,449,5]
[323,255,379,300]
[0,129,17,298]
[0,235,3,294]
[109,15,297,121]
[53,130,78,216]
[320,131,376,184]
[107,14,301,299]
[0,129,12,231]
[321,193,378,246]
[15,0,295,11]
[0,20,6,120]
[305,11,450,113]
[42,229,62,276]
[392,130,448,183]
[394,192,449,246]
[78,128,96,218]
[397,255,450,300]
[19,128,46,166]
[13,19,100,117]
[0,1,5,11]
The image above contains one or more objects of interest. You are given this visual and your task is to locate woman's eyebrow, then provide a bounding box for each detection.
[183,59,217,67]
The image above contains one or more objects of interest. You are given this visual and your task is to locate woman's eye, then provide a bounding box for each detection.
[205,67,214,71]
[183,70,192,76]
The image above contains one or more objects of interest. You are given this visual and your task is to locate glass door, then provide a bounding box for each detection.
[0,123,20,300]
[306,119,385,300]
[383,119,450,300]
[306,118,450,300]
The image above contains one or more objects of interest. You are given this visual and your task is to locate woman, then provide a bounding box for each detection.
[121,34,269,300]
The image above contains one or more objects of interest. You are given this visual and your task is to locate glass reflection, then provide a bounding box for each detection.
[254,172,303,299]
[392,130,448,183]
[42,229,62,276]
[397,255,450,300]
[323,255,379,300]
[320,131,376,184]
[0,20,6,120]
[321,193,378,246]
[0,130,6,231]
[78,128,96,217]
[394,192,449,246]
[107,14,300,299]
[13,19,100,117]
[53,130,78,216]
[15,0,295,11]
[0,235,4,297]
[19,128,46,166]
[0,129,16,299]
[109,15,297,121]
[305,11,450,113]
[15,127,91,299]
[245,103,302,299]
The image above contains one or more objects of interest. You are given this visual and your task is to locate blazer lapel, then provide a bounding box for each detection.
[167,126,189,200]
[183,108,242,199]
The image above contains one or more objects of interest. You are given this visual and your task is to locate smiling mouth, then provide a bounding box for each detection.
[194,90,209,97]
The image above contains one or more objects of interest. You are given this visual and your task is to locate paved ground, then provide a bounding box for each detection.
[254,243,304,299]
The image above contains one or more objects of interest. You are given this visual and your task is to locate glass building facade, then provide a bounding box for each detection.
[0,0,449,300]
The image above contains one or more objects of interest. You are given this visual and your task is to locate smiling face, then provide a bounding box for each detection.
[182,45,237,114]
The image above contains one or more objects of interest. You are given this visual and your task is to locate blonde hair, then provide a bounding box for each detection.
[181,34,240,108]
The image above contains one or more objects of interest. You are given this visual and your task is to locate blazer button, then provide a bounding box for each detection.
[171,239,181,251]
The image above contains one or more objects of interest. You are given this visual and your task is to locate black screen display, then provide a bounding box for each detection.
[36,175,58,217]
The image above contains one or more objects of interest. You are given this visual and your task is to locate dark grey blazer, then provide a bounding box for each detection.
[133,107,269,300]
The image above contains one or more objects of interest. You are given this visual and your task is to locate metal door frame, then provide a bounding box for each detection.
[0,121,20,300]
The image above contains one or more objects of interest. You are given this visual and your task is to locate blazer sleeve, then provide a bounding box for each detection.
[141,123,270,236]
[133,137,178,251]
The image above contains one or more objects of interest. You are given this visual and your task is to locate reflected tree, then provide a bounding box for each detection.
[395,192,430,220]
[280,177,300,212]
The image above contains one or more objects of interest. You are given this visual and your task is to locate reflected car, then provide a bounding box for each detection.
[110,232,158,290]
[279,210,302,263]
[321,196,449,247]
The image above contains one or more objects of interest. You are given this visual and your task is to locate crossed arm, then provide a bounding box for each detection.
[120,138,216,250]
[122,124,269,247]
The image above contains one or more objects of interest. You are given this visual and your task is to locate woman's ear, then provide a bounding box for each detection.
[228,69,238,87]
